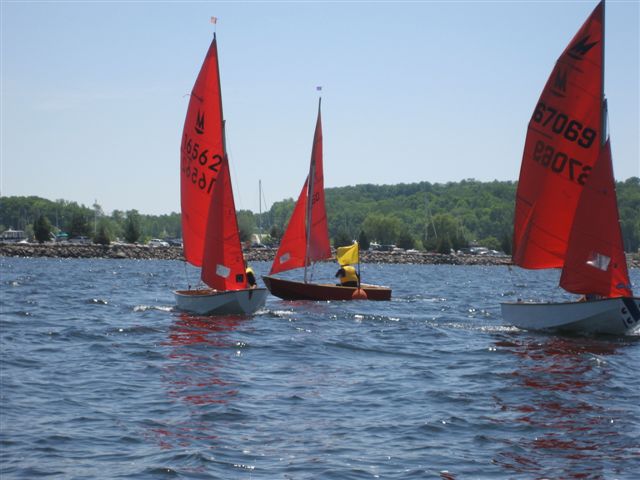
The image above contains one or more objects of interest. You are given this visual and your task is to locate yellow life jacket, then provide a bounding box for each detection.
[340,265,358,284]
[245,267,256,286]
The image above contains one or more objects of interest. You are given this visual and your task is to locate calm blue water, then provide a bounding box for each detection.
[1,257,639,479]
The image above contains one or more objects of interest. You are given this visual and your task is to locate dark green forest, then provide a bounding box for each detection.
[2,177,639,252]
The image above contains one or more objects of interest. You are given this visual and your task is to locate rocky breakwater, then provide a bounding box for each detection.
[243,248,513,266]
[0,243,184,260]
[359,250,512,265]
[246,248,640,268]
[2,243,638,268]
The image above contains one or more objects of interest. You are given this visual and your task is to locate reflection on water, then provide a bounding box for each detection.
[165,314,247,405]
[168,313,246,348]
[492,334,638,478]
[149,314,249,450]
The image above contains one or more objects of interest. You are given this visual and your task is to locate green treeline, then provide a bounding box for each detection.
[263,178,640,253]
[2,177,639,252]
[0,197,182,245]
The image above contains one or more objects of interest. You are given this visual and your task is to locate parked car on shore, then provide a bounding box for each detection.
[68,236,91,245]
[148,238,169,247]
[166,238,183,247]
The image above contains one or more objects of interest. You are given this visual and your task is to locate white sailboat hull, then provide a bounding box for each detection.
[501,297,640,335]
[174,288,268,316]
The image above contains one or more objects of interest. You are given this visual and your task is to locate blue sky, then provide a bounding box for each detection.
[1,1,638,216]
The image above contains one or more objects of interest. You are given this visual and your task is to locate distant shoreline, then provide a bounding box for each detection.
[0,243,509,265]
[1,243,638,268]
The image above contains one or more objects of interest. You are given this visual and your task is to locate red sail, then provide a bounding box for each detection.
[200,155,247,291]
[269,179,310,274]
[305,103,331,263]
[270,101,331,275]
[180,35,225,267]
[559,140,632,297]
[512,2,603,269]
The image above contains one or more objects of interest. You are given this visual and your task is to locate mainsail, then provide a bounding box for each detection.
[269,99,331,275]
[200,155,247,291]
[512,2,603,269]
[180,34,225,267]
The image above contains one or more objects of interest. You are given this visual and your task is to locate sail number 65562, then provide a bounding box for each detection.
[181,135,223,194]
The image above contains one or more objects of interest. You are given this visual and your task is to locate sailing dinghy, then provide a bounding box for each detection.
[501,1,639,335]
[174,33,267,315]
[262,99,391,301]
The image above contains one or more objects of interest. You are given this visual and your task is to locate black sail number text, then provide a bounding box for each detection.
[532,102,597,149]
[181,134,223,194]
[532,140,591,185]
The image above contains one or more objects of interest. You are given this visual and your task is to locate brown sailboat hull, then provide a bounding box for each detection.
[263,275,391,301]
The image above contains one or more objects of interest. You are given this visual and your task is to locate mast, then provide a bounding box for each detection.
[424,194,437,243]
[221,120,227,155]
[600,0,607,147]
[258,179,262,241]
[217,35,227,158]
[303,97,321,283]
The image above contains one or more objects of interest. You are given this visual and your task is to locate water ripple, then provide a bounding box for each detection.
[1,258,638,479]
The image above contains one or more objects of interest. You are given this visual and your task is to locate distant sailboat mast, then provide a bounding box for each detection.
[303,98,320,284]
[258,179,262,240]
[424,195,437,244]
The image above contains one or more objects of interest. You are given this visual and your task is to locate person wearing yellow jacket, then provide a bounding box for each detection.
[335,242,361,287]
[245,263,257,288]
[335,264,359,287]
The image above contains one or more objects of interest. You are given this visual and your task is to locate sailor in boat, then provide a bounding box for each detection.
[335,264,359,287]
[245,262,257,289]
[579,294,602,302]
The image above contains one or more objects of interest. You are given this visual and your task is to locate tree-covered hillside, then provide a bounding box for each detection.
[2,177,638,252]
[0,197,182,245]
[260,177,640,253]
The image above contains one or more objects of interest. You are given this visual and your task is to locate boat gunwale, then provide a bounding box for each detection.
[174,287,268,297]
[500,296,639,307]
